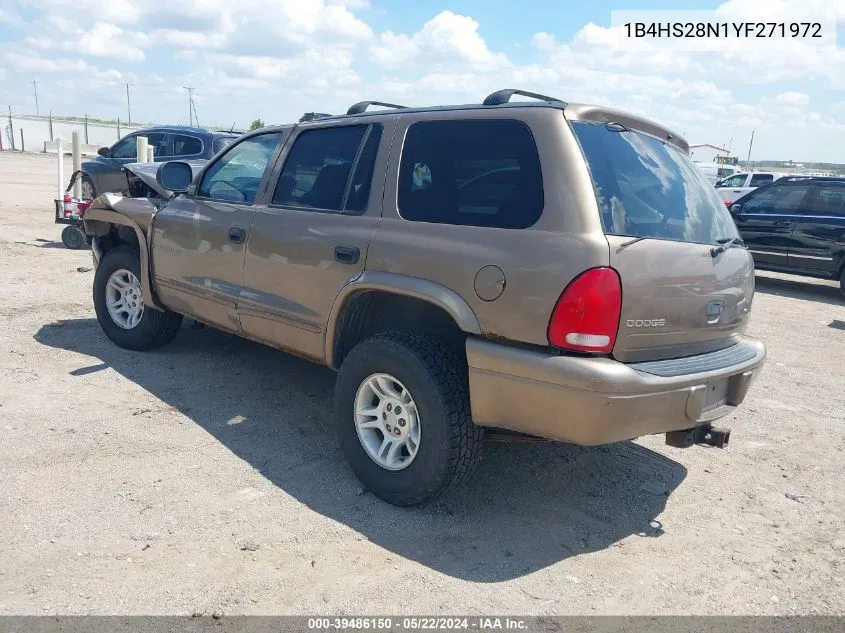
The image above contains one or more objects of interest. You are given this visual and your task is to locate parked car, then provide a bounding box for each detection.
[81,90,766,506]
[78,126,239,200]
[730,176,845,293]
[715,171,788,206]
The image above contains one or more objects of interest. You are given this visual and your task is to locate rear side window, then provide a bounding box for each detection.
[749,173,774,187]
[720,174,747,188]
[398,119,543,229]
[572,121,738,244]
[272,124,381,213]
[173,134,203,156]
[811,186,845,216]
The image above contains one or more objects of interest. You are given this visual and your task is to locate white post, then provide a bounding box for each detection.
[71,131,82,198]
[136,136,148,164]
[57,138,64,200]
[146,146,154,163]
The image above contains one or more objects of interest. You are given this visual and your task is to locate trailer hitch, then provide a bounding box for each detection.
[666,425,731,449]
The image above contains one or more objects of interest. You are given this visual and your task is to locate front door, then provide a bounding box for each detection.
[150,131,285,332]
[239,121,389,362]
[789,182,845,275]
[732,182,812,267]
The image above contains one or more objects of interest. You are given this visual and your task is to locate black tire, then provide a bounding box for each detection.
[840,267,845,297]
[80,174,97,200]
[61,225,87,250]
[93,246,183,351]
[334,332,482,506]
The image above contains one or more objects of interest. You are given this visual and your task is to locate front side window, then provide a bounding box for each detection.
[398,119,543,229]
[743,185,811,214]
[720,174,747,188]
[272,124,381,213]
[572,120,738,244]
[197,131,283,204]
[112,132,167,159]
[172,134,203,156]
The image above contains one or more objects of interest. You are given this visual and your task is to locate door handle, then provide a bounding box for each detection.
[334,245,360,265]
[228,227,247,244]
[773,220,792,227]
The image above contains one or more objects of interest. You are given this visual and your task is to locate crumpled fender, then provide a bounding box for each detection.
[83,193,162,311]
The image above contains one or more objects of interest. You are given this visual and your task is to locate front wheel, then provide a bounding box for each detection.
[93,246,183,350]
[334,332,482,506]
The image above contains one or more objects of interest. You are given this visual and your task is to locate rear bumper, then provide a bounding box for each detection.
[466,336,766,445]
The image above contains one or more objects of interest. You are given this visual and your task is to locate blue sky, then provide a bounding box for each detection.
[0,0,843,161]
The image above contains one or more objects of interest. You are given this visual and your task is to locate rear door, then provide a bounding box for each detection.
[732,182,812,267]
[788,182,845,275]
[239,120,391,362]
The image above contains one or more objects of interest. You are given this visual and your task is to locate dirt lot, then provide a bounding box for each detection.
[0,151,843,616]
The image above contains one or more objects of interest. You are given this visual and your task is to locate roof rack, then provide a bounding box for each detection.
[346,101,407,115]
[482,88,564,106]
[299,112,333,122]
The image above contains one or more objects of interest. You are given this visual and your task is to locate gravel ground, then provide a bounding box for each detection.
[0,151,843,616]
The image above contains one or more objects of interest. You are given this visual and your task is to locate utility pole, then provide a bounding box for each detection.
[746,129,755,165]
[32,80,39,116]
[183,86,194,126]
[125,83,132,125]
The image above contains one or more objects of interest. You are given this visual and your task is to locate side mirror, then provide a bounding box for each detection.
[156,161,193,194]
[97,147,110,157]
[730,204,743,216]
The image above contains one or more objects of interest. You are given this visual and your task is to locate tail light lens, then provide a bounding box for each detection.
[548,267,622,354]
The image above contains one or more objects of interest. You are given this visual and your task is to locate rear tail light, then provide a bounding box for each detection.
[548,267,622,354]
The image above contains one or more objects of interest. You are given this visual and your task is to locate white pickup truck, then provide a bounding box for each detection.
[715,172,787,206]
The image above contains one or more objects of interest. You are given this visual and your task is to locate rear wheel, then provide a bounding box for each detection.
[840,267,845,297]
[93,246,182,350]
[334,332,482,506]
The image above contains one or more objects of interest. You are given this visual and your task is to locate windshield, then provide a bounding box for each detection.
[571,121,738,244]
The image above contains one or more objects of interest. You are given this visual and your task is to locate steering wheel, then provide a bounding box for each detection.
[208,180,245,202]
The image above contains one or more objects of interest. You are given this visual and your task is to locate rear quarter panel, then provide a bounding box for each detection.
[368,107,609,347]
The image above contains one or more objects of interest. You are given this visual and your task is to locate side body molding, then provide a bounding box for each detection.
[83,194,163,311]
[324,270,482,368]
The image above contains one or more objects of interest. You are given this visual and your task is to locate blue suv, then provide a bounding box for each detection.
[79,126,239,199]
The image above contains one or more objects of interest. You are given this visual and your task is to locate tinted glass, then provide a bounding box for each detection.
[749,174,774,187]
[272,125,368,212]
[812,186,845,216]
[172,134,203,156]
[398,119,543,229]
[112,133,167,159]
[742,184,810,214]
[572,121,738,244]
[197,132,283,203]
[345,126,383,212]
[212,137,236,154]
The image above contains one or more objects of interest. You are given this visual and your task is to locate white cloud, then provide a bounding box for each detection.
[371,11,509,71]
[4,51,89,72]
[773,92,811,106]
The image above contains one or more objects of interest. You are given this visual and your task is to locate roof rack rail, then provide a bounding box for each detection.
[346,101,407,115]
[299,112,333,122]
[482,88,564,106]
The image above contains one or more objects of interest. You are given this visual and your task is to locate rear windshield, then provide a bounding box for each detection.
[571,121,738,244]
[212,137,236,154]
